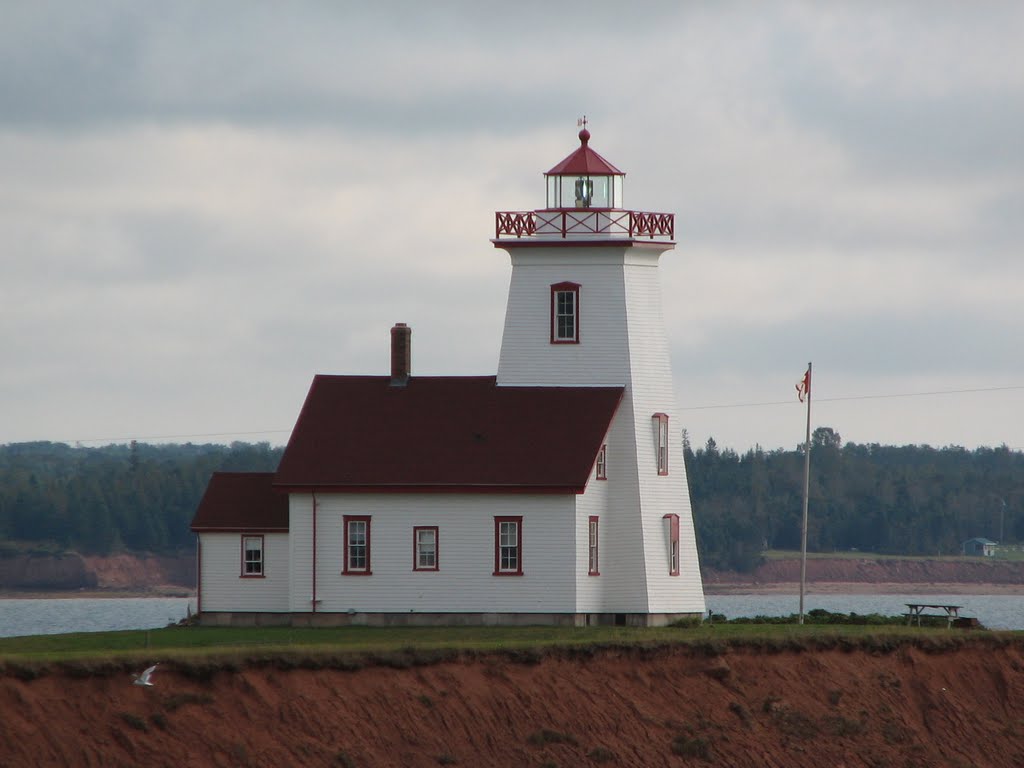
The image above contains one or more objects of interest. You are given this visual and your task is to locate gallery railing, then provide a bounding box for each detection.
[494,209,674,241]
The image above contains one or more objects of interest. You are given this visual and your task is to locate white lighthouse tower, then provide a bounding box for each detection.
[192,125,705,629]
[493,126,705,622]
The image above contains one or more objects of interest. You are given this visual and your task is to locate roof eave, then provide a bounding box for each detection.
[272,483,586,495]
[492,238,675,250]
[191,526,290,533]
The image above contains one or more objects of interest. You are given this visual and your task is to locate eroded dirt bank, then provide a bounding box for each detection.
[704,556,1024,593]
[80,553,195,592]
[0,552,195,593]
[2,640,1023,767]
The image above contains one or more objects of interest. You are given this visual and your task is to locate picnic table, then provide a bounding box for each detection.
[905,603,961,628]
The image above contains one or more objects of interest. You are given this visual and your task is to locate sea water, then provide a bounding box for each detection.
[0,597,194,638]
[0,593,1020,638]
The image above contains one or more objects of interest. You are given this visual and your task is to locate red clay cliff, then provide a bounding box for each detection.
[2,640,1023,767]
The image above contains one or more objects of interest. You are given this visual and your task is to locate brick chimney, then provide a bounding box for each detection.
[390,323,411,386]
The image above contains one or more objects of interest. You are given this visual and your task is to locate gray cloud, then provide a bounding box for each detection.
[0,1,676,134]
[673,304,1024,382]
[3,1,1023,450]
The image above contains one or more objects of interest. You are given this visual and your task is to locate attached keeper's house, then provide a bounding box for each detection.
[191,128,706,626]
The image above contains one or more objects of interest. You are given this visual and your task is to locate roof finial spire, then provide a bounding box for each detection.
[576,115,590,145]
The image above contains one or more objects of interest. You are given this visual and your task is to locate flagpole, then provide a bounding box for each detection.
[799,361,812,625]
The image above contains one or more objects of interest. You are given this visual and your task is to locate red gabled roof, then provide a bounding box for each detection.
[545,129,624,177]
[190,472,288,531]
[274,376,624,493]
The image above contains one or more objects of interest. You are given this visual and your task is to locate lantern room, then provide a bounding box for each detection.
[544,128,624,209]
[494,126,674,242]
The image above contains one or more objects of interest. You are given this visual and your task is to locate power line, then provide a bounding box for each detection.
[13,383,1024,447]
[679,384,1024,411]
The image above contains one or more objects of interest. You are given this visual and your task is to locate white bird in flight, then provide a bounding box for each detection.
[133,663,159,687]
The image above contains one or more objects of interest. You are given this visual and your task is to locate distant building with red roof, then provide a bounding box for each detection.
[191,128,705,626]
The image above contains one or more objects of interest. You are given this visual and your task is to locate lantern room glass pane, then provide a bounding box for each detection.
[546,175,560,208]
[589,176,609,208]
[550,175,616,209]
[560,177,577,208]
[546,174,622,209]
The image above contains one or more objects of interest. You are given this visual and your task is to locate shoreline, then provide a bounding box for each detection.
[704,581,1024,595]
[0,583,1016,599]
[0,587,195,600]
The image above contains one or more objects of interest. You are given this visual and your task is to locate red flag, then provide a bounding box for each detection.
[796,368,811,403]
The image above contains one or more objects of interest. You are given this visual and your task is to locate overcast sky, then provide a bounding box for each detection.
[2,1,1023,453]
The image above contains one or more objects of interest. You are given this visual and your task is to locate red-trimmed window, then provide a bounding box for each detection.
[241,535,264,577]
[588,516,600,576]
[595,444,607,480]
[344,515,372,575]
[551,281,580,344]
[413,526,439,571]
[653,413,669,475]
[664,513,680,576]
[494,516,523,576]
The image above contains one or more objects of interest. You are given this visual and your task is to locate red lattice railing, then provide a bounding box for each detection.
[495,210,674,240]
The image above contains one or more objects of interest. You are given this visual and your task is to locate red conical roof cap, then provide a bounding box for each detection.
[545,129,624,176]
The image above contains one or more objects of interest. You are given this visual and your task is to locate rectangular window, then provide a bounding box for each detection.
[550,282,581,344]
[344,515,372,575]
[494,516,523,576]
[413,526,439,571]
[664,513,680,576]
[595,444,607,480]
[588,516,600,576]
[241,535,264,577]
[654,413,669,475]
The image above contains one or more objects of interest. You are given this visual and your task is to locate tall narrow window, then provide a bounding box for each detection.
[550,281,581,344]
[653,413,669,475]
[595,444,607,480]
[494,516,523,576]
[413,526,439,571]
[241,535,264,577]
[344,515,372,575]
[588,516,600,576]
[664,514,680,576]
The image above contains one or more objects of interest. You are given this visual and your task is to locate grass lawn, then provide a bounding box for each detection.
[0,622,1015,669]
[761,549,1024,562]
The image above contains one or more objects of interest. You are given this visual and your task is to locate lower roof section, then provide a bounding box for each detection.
[274,375,624,492]
[191,472,288,532]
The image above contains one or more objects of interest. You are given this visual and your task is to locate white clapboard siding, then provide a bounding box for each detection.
[199,532,290,612]
[574,444,608,611]
[495,240,705,616]
[288,493,315,613]
[624,260,706,614]
[496,249,631,387]
[576,404,650,612]
[288,493,576,614]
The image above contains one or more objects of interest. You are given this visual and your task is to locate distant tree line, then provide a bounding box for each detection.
[688,427,1024,572]
[1,433,1022,572]
[0,441,282,555]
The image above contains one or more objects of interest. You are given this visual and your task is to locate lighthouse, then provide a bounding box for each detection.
[493,126,705,619]
[191,126,704,628]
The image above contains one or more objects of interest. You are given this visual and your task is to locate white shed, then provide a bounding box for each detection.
[962,537,998,557]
